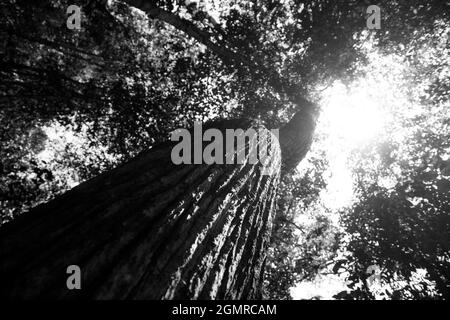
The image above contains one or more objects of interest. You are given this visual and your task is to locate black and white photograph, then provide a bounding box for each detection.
[0,0,449,309]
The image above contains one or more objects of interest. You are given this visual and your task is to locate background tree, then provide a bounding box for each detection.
[334,25,450,298]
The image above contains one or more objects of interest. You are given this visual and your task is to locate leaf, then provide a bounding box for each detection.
[332,259,347,274]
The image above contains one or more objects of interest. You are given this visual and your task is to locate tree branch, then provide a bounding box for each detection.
[122,0,314,109]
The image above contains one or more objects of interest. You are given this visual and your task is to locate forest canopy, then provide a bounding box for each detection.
[0,0,449,299]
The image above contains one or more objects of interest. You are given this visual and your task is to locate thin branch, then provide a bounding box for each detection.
[122,0,314,108]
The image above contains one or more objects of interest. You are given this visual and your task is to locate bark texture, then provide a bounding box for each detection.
[278,100,317,171]
[0,119,281,299]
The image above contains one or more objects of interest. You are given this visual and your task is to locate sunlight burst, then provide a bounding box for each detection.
[319,82,386,146]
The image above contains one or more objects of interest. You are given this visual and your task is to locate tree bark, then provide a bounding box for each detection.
[0,119,282,299]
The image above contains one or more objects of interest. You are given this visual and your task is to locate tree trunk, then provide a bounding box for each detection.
[0,119,282,299]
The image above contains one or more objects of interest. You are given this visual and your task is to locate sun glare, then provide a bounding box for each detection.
[319,82,386,146]
[299,80,391,212]
[292,76,401,299]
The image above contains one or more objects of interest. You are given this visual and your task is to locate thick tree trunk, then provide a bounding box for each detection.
[0,119,282,299]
